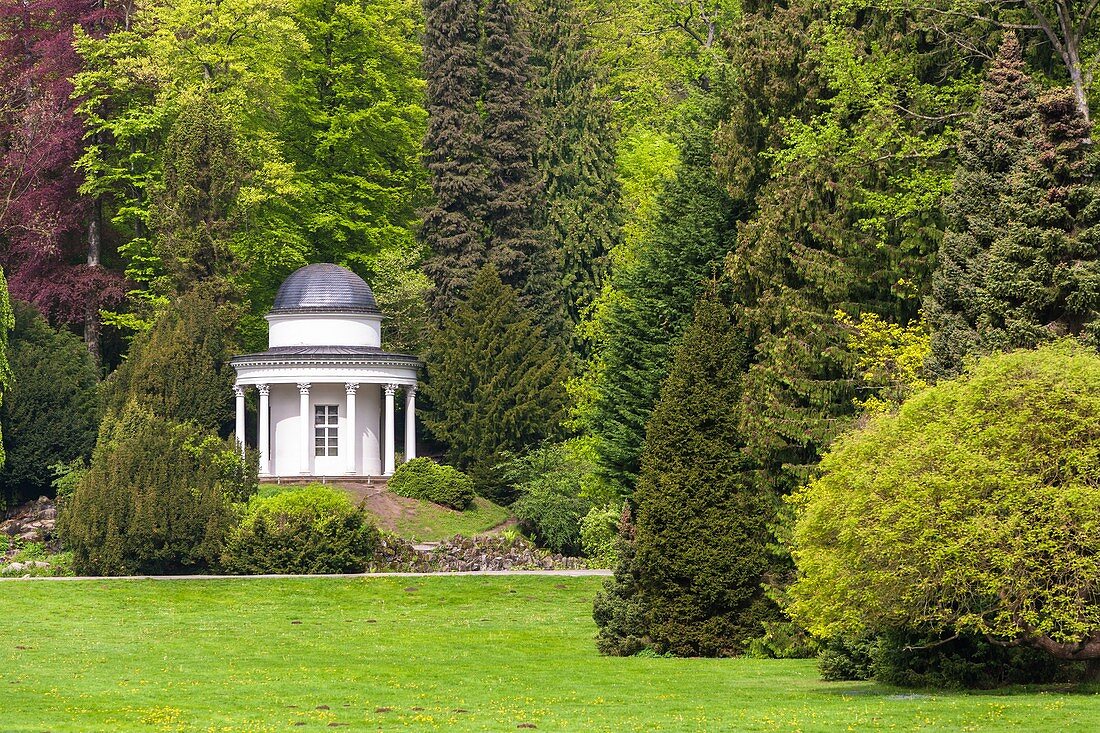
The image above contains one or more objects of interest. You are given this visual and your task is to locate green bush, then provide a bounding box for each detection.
[221,486,379,574]
[504,442,597,556]
[592,508,649,656]
[0,302,99,509]
[60,406,257,575]
[388,458,474,510]
[790,341,1100,676]
[819,635,879,682]
[579,504,619,566]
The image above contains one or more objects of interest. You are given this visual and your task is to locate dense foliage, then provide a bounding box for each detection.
[61,406,257,575]
[0,302,99,508]
[423,265,569,498]
[0,268,11,470]
[221,486,380,574]
[387,457,475,510]
[790,342,1100,672]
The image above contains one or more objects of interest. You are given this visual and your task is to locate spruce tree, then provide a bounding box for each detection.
[587,110,738,494]
[927,34,1100,375]
[423,264,569,498]
[528,0,622,344]
[421,0,487,314]
[633,287,773,656]
[926,33,1042,376]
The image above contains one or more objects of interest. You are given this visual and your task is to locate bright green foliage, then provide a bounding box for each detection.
[0,268,12,470]
[506,442,593,555]
[528,0,622,343]
[584,107,738,494]
[148,93,244,295]
[423,265,569,499]
[789,342,1100,665]
[579,503,620,566]
[101,285,240,434]
[388,457,475,510]
[0,303,99,508]
[629,288,775,656]
[221,486,379,574]
[927,34,1100,376]
[60,406,257,576]
[835,311,931,414]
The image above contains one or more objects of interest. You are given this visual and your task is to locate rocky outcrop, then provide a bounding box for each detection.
[1,496,57,545]
[372,534,586,572]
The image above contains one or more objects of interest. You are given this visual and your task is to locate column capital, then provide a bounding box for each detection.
[257,383,270,396]
[384,383,399,397]
[405,383,417,397]
[297,382,311,395]
[233,384,245,398]
[345,382,360,395]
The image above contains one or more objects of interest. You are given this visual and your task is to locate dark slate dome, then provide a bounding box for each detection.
[270,263,380,315]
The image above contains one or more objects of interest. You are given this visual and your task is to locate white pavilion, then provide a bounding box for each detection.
[230,263,421,478]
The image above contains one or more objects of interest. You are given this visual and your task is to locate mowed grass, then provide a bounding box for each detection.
[390,496,511,541]
[0,577,1097,732]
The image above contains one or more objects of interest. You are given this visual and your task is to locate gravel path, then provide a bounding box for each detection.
[0,569,612,581]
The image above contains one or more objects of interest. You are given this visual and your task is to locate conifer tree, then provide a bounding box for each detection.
[927,34,1100,376]
[421,0,488,315]
[633,287,773,655]
[423,264,569,498]
[587,111,738,494]
[528,0,622,344]
[0,301,99,508]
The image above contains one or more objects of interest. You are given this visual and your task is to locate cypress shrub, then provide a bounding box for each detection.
[0,301,99,509]
[388,457,475,510]
[60,406,256,575]
[221,486,379,574]
[596,288,777,656]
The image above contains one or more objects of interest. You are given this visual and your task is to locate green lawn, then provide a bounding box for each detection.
[390,495,511,541]
[0,576,1096,732]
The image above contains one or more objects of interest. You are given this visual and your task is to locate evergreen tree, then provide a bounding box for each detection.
[423,264,569,498]
[926,34,1042,376]
[631,287,774,656]
[927,34,1100,376]
[61,405,256,576]
[586,109,739,494]
[420,0,487,315]
[102,283,241,434]
[0,302,99,508]
[528,0,622,344]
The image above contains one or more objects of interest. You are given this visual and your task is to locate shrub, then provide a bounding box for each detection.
[221,486,379,574]
[789,341,1100,676]
[388,457,474,509]
[819,635,879,682]
[504,441,597,556]
[0,302,99,509]
[592,506,648,656]
[60,406,256,575]
[579,504,619,566]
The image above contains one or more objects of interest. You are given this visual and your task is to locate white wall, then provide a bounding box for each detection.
[267,313,383,348]
[269,382,384,476]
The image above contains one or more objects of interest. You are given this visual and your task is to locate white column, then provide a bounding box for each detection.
[345,383,359,475]
[257,384,270,476]
[233,385,246,459]
[383,383,397,476]
[404,385,417,462]
[298,382,311,475]
[364,385,381,475]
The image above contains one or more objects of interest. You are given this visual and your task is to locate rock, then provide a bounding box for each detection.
[4,562,26,573]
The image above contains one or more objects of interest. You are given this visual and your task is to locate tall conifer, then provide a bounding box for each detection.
[421,0,487,315]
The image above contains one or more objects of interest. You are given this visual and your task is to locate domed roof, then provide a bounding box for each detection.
[271,263,380,315]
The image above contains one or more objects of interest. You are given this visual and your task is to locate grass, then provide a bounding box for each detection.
[390,495,510,541]
[0,577,1097,732]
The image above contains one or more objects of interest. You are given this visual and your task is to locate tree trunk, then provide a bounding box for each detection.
[1086,658,1100,684]
[84,197,101,367]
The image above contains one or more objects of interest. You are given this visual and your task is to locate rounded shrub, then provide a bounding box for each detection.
[221,482,380,572]
[221,486,379,574]
[388,457,474,510]
[790,341,1100,677]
